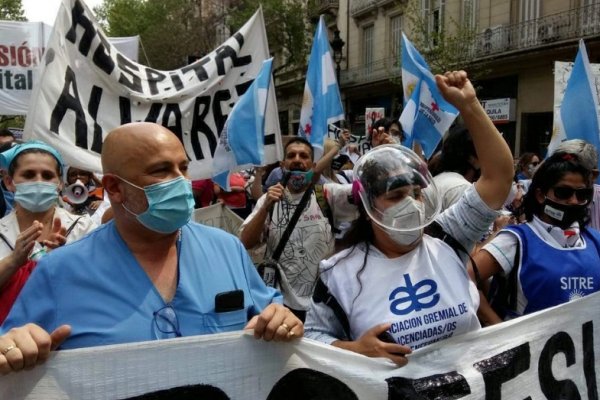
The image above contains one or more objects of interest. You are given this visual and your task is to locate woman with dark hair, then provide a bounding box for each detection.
[304,71,514,366]
[516,152,540,181]
[429,123,479,211]
[472,151,600,324]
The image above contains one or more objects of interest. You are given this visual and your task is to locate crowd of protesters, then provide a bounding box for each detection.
[0,69,599,375]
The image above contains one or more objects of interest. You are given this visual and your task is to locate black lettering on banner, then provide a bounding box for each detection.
[473,342,530,400]
[119,97,132,124]
[144,103,162,123]
[65,0,96,56]
[213,89,231,141]
[181,57,210,82]
[120,384,230,400]
[169,72,183,91]
[234,79,253,98]
[117,53,143,93]
[386,372,470,400]
[582,321,598,400]
[267,368,358,400]
[214,33,252,76]
[539,331,581,400]
[88,85,104,153]
[50,66,87,146]
[190,95,213,160]
[146,68,167,96]
[162,104,183,140]
[92,30,115,75]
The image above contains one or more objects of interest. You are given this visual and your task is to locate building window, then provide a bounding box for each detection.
[363,25,374,73]
[519,0,540,22]
[461,0,477,30]
[581,0,600,34]
[390,15,403,62]
[422,0,445,45]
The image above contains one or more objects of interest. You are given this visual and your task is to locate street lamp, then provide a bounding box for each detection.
[330,28,345,83]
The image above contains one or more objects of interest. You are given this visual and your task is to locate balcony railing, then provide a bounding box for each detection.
[340,56,401,86]
[308,0,339,17]
[470,3,600,59]
[340,4,600,87]
[350,0,377,17]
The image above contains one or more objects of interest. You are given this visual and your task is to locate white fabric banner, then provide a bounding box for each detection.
[0,20,49,115]
[2,291,598,399]
[192,203,243,236]
[23,0,282,179]
[0,20,139,116]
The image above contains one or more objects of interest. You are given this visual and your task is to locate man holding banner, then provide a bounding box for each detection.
[0,123,302,374]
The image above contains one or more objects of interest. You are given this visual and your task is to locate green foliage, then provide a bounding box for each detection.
[0,0,26,21]
[228,0,309,72]
[95,0,220,70]
[404,0,482,77]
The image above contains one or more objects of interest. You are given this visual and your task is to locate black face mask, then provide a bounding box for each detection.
[543,197,588,229]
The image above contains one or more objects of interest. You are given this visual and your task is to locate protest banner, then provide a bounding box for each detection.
[0,20,139,115]
[192,202,243,236]
[2,291,598,399]
[24,0,282,179]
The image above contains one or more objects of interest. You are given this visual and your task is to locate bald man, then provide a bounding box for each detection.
[0,123,303,374]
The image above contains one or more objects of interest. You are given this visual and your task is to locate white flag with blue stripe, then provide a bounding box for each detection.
[549,39,600,168]
[212,58,273,191]
[399,33,458,158]
[298,15,345,157]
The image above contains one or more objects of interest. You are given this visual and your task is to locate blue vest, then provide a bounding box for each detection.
[505,224,600,315]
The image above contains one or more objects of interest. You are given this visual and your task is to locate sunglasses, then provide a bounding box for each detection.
[551,186,593,203]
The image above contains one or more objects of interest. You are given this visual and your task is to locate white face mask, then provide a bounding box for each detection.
[381,196,426,246]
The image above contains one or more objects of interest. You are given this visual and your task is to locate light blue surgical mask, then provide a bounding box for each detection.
[119,175,194,233]
[14,182,58,212]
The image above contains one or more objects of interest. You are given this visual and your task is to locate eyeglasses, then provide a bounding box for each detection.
[551,186,593,203]
[153,304,182,339]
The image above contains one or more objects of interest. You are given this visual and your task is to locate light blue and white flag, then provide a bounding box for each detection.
[212,58,274,191]
[548,39,600,169]
[298,15,345,158]
[399,33,459,158]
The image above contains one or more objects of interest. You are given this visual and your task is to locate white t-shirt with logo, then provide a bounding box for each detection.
[305,185,498,349]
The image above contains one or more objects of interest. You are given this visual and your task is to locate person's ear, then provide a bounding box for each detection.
[3,174,15,193]
[102,174,124,203]
[535,187,545,205]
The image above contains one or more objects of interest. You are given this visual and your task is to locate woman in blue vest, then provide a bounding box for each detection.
[473,151,600,324]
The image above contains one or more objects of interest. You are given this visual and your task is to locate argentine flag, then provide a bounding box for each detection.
[399,33,459,159]
[548,39,600,169]
[212,58,273,191]
[298,15,345,158]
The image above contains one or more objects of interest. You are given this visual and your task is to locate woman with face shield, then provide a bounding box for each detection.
[0,142,97,323]
[304,71,515,366]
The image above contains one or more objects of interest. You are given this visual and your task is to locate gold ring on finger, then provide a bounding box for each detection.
[1,344,17,356]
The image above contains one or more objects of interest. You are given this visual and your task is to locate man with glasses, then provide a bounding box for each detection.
[0,122,303,374]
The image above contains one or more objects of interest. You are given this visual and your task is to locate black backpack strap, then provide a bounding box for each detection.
[425,221,483,290]
[314,184,337,233]
[313,278,351,339]
[488,231,521,319]
[506,238,521,314]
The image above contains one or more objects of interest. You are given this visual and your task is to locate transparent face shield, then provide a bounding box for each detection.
[353,145,440,233]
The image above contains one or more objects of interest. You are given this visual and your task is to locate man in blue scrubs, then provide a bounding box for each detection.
[0,122,303,374]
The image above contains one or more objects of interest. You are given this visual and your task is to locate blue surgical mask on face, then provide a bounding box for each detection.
[119,176,194,233]
[287,169,314,191]
[14,182,58,212]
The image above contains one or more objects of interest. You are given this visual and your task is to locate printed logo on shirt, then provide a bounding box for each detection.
[560,276,596,301]
[389,274,440,315]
